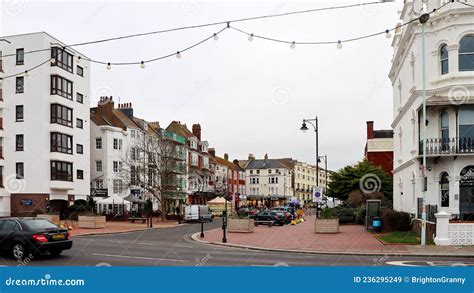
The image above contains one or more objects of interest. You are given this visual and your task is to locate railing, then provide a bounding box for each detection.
[419,137,474,155]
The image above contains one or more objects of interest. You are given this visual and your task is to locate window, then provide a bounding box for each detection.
[459,105,474,152]
[130,166,138,185]
[203,156,209,168]
[76,144,83,154]
[77,66,84,77]
[440,172,449,207]
[95,138,102,149]
[16,162,24,179]
[77,169,84,180]
[191,153,198,166]
[96,179,103,188]
[16,48,24,65]
[15,105,24,122]
[1,220,21,232]
[113,161,122,173]
[51,104,73,127]
[113,179,123,194]
[76,93,83,103]
[440,44,448,75]
[16,76,24,93]
[51,132,72,154]
[113,138,122,150]
[76,118,83,129]
[51,75,73,99]
[15,134,24,151]
[96,160,102,172]
[190,140,197,149]
[459,35,474,71]
[441,110,449,151]
[51,161,73,181]
[51,47,73,73]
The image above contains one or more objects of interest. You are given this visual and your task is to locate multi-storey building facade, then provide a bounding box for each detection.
[0,32,90,217]
[391,1,474,220]
[166,122,214,204]
[210,150,245,198]
[238,154,293,207]
[293,161,332,204]
[364,121,394,176]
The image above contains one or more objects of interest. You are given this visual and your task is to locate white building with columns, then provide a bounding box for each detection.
[0,32,90,217]
[390,0,474,220]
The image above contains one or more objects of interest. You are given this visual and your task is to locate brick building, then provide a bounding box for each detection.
[364,121,393,176]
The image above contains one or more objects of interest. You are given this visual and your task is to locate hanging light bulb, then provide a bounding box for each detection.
[248,33,254,41]
[213,33,219,41]
[385,29,392,39]
[50,58,56,64]
[77,56,81,63]
[290,41,296,49]
[140,61,145,69]
[176,51,182,59]
[24,70,29,77]
[106,62,111,70]
[337,40,342,49]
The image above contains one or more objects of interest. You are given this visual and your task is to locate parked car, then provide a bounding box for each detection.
[237,207,259,218]
[254,210,286,226]
[184,205,213,222]
[271,206,297,219]
[0,217,72,259]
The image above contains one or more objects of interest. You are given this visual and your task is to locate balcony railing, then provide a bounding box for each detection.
[419,137,474,155]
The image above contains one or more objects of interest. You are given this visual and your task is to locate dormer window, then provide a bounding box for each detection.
[190,140,197,149]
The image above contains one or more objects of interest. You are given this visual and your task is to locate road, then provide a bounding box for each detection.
[0,221,473,267]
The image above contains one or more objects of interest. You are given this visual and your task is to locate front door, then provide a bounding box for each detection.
[459,166,474,220]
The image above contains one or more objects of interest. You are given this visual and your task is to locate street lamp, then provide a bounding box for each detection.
[222,175,228,243]
[300,117,319,216]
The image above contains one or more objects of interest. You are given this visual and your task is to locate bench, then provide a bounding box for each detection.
[129,217,147,223]
[254,220,274,227]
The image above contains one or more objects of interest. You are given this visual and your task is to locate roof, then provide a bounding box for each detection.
[373,130,394,139]
[214,156,241,171]
[166,121,195,139]
[114,110,139,129]
[245,159,292,170]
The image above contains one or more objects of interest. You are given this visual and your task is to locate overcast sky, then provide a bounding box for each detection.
[1,0,403,171]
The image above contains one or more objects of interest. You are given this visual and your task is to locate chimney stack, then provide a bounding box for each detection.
[208,148,216,157]
[264,153,268,161]
[367,121,374,139]
[192,124,201,140]
[248,153,255,160]
[117,102,134,119]
[224,153,229,161]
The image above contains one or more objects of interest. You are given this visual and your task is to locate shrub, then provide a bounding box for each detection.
[331,206,355,223]
[321,208,334,219]
[381,209,412,232]
[354,205,366,225]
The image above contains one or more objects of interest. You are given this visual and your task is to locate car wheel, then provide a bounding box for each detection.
[49,250,63,257]
[12,243,27,260]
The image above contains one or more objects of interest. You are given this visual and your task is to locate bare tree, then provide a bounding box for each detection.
[121,131,186,222]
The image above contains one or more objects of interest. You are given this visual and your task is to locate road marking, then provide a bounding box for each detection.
[387,260,474,267]
[92,253,189,263]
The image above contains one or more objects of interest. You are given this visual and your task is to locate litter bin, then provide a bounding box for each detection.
[372,217,382,232]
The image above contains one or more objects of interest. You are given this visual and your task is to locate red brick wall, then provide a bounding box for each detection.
[366,151,393,176]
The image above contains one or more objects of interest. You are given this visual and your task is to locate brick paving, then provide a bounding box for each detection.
[199,216,474,256]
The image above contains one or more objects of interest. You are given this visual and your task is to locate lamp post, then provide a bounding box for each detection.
[318,155,329,205]
[300,117,319,216]
[222,174,228,243]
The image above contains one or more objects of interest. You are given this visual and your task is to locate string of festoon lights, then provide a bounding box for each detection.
[0,0,465,82]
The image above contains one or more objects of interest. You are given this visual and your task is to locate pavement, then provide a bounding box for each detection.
[192,215,474,257]
[64,219,181,236]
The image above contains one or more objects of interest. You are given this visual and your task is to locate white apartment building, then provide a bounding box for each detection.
[0,32,90,217]
[242,154,293,207]
[390,1,474,220]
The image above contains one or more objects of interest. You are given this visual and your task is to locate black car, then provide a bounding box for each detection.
[0,218,72,259]
[254,210,286,226]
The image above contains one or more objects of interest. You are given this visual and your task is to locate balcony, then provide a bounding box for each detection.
[419,137,474,156]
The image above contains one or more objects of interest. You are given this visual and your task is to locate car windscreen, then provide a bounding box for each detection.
[22,219,59,231]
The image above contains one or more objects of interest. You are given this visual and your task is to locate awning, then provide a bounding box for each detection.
[123,194,146,203]
[96,194,130,205]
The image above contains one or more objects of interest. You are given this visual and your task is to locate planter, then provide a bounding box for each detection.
[36,214,60,225]
[78,216,106,229]
[315,218,340,234]
[228,218,254,233]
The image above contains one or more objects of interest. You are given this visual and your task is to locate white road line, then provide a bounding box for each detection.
[92,253,189,263]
